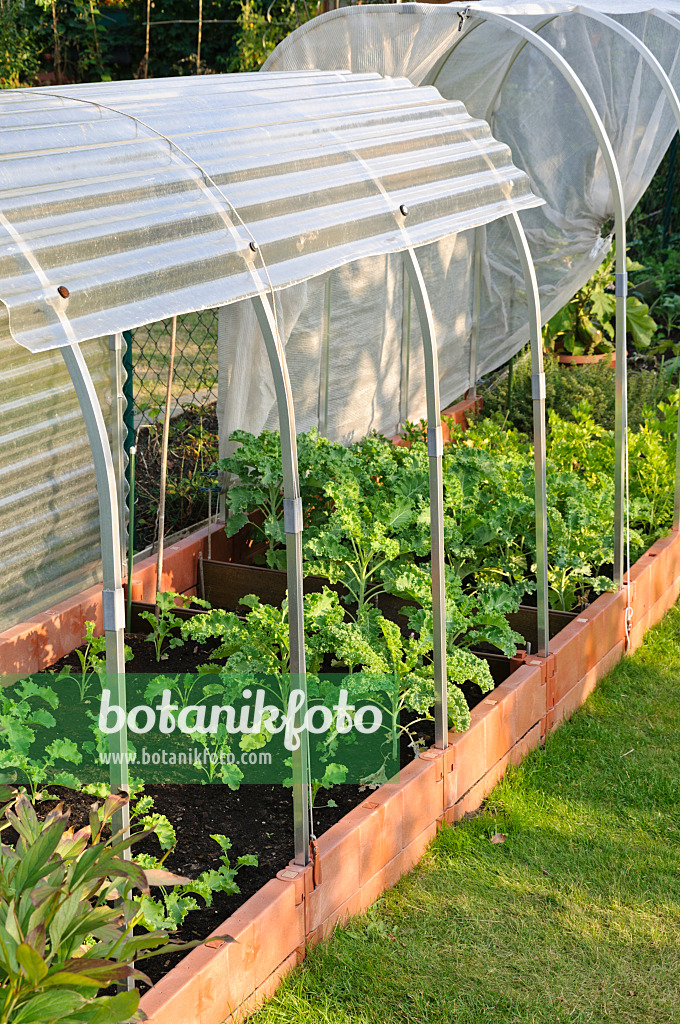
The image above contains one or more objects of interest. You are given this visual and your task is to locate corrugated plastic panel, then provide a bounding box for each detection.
[0,70,541,352]
[0,309,110,633]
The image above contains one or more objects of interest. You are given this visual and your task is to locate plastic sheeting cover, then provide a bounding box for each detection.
[253,1,680,440]
[0,70,541,353]
[0,313,111,633]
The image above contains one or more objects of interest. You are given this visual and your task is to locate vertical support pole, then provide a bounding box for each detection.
[403,248,447,750]
[250,291,310,866]
[155,316,177,593]
[317,274,332,436]
[662,132,677,250]
[61,343,130,841]
[614,262,628,585]
[110,333,127,577]
[400,262,412,428]
[507,214,549,657]
[468,225,484,394]
[468,9,628,588]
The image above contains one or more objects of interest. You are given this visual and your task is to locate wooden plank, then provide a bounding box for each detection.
[202,560,329,612]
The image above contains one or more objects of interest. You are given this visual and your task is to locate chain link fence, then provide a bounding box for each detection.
[126,308,221,554]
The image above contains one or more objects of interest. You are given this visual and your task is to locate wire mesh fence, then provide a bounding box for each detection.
[126,308,220,554]
[130,308,219,416]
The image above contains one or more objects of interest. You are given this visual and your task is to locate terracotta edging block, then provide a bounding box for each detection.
[139,877,302,1024]
[548,616,592,703]
[547,640,625,733]
[445,722,542,823]
[395,755,443,846]
[304,756,443,938]
[353,819,440,918]
[225,949,300,1024]
[574,587,626,670]
[626,558,653,625]
[442,673,539,808]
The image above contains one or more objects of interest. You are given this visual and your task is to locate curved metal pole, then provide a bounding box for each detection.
[538,4,680,534]
[444,7,628,585]
[636,6,680,529]
[579,6,680,532]
[402,247,447,750]
[60,343,130,841]
[506,213,549,658]
[652,7,680,528]
[249,291,310,866]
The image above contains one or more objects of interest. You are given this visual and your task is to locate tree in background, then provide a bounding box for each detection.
[227,0,321,72]
[0,0,42,85]
[0,0,321,85]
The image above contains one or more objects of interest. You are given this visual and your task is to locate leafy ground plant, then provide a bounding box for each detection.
[0,680,83,800]
[135,831,257,932]
[0,789,213,1024]
[218,428,347,570]
[140,590,210,662]
[56,621,132,701]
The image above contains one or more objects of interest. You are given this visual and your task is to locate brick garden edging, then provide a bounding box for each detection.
[137,528,680,1024]
[2,519,679,1022]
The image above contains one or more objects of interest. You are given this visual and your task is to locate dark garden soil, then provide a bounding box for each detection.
[41,632,494,988]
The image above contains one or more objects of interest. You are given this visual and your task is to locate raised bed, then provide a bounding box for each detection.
[3,519,680,1023]
[137,528,680,1024]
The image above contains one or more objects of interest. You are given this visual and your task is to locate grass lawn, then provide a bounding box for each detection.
[253,604,680,1024]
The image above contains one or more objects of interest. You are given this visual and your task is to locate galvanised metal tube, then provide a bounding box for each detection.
[61,342,130,842]
[507,212,549,658]
[403,247,448,750]
[448,7,628,585]
[250,290,311,866]
[565,4,680,549]
[468,225,484,392]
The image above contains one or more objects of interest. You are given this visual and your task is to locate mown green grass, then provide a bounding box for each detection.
[253,604,680,1024]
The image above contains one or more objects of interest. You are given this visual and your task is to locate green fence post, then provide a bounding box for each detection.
[123,331,135,549]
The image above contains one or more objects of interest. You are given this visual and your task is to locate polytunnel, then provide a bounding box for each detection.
[263,0,680,586]
[0,69,547,862]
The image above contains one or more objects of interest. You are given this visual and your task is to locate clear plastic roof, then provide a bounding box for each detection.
[0,70,542,353]
[265,3,680,379]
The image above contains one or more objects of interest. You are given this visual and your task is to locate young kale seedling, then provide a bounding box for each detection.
[134,832,257,931]
[140,590,210,662]
[56,620,132,700]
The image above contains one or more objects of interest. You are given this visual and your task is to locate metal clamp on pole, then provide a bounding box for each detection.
[615,272,628,297]
[103,588,126,632]
[427,424,444,458]
[284,496,304,535]
[531,372,546,401]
